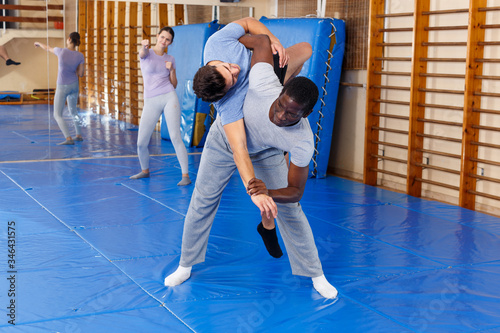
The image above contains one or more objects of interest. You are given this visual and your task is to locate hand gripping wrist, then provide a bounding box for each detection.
[246,178,269,196]
[246,178,256,194]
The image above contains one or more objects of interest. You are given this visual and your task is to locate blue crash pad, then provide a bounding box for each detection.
[259,17,346,178]
[160,20,221,147]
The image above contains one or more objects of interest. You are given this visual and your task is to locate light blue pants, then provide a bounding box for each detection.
[53,81,82,138]
[179,123,323,277]
[137,91,188,174]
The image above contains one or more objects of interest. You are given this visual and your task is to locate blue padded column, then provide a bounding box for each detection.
[319,19,345,178]
[161,21,220,147]
[259,17,345,178]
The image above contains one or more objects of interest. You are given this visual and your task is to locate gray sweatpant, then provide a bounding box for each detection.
[53,81,82,138]
[179,123,323,277]
[137,91,188,174]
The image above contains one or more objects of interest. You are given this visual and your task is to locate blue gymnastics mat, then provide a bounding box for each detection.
[259,17,346,178]
[160,20,221,147]
[1,104,500,332]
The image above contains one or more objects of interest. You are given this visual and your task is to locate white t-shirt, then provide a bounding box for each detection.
[242,63,314,168]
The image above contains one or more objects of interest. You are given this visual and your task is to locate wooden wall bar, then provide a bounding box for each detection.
[365,0,500,214]
[96,1,105,115]
[363,0,385,186]
[78,0,87,109]
[159,4,169,28]
[0,4,64,23]
[129,2,139,125]
[143,3,151,40]
[174,4,184,25]
[86,0,96,112]
[106,1,115,115]
[117,1,127,123]
[459,0,487,210]
[406,0,429,197]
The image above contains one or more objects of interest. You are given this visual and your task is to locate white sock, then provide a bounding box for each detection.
[312,274,338,299]
[164,265,192,287]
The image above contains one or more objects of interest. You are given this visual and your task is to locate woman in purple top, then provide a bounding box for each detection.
[34,32,85,145]
[130,27,190,186]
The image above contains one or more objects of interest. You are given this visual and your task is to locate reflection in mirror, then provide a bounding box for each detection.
[1,2,254,163]
[0,0,65,161]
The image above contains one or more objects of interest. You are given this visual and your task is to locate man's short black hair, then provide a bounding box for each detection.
[281,76,319,114]
[193,65,227,102]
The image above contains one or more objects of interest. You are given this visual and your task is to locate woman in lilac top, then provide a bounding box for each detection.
[34,32,85,145]
[130,27,190,186]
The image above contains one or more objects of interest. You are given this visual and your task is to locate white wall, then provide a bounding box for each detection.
[329,70,366,181]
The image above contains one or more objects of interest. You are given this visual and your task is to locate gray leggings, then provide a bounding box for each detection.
[53,81,82,138]
[137,91,188,174]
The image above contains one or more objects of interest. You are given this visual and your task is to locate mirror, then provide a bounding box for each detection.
[0,0,65,161]
[0,1,254,163]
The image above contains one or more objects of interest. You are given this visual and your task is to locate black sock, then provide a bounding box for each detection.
[257,222,283,258]
[6,59,20,66]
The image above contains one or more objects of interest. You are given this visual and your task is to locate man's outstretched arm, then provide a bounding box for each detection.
[223,118,277,219]
[221,33,279,219]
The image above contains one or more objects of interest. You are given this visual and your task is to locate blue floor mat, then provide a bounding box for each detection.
[0,105,499,332]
